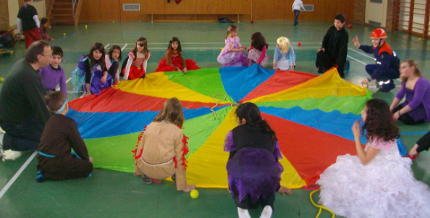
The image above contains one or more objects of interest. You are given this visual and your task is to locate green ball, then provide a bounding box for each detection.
[0,77,4,82]
[190,189,199,199]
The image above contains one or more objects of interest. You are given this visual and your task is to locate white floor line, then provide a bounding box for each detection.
[105,43,110,49]
[348,48,374,60]
[0,151,37,200]
[122,44,128,50]
[347,55,368,66]
[56,78,72,91]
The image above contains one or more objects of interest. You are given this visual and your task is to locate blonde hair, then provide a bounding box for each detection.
[401,59,422,83]
[153,98,185,127]
[277,37,290,53]
[226,25,238,39]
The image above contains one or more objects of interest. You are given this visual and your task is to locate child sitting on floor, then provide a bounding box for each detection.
[122,37,150,80]
[39,18,54,41]
[71,42,111,96]
[133,97,196,192]
[224,102,292,218]
[217,25,248,67]
[39,46,66,95]
[248,32,269,68]
[317,99,430,217]
[37,91,93,182]
[105,45,122,84]
[155,37,200,74]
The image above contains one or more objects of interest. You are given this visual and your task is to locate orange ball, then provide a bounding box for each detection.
[298,42,302,46]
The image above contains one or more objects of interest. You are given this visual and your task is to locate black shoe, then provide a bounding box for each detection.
[142,174,152,184]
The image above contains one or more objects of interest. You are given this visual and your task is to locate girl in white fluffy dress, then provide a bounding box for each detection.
[317,99,430,218]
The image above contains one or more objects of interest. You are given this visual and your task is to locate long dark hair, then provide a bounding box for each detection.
[108,45,122,61]
[153,98,185,127]
[168,37,182,52]
[251,32,268,51]
[131,37,149,61]
[236,102,277,140]
[362,99,399,142]
[86,42,106,70]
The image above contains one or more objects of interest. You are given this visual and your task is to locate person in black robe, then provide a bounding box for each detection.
[316,13,349,78]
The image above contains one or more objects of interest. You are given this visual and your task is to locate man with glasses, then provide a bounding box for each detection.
[353,28,400,92]
[0,41,52,160]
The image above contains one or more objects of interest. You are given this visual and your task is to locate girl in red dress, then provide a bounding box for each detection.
[155,37,200,74]
[122,37,151,80]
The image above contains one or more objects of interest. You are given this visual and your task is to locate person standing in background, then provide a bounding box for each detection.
[17,0,41,49]
[292,0,306,26]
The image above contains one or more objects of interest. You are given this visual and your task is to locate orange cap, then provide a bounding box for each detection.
[370,28,387,39]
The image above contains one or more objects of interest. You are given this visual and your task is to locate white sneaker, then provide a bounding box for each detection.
[259,206,273,218]
[2,149,24,161]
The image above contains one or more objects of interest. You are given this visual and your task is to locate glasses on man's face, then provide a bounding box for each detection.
[138,43,145,47]
[41,53,53,58]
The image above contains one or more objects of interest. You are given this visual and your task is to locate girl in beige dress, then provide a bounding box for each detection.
[133,98,196,192]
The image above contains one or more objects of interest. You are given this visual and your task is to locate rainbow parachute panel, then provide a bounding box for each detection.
[67,65,372,189]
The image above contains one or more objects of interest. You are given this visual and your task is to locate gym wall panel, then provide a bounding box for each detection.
[77,0,354,22]
[80,0,121,22]
[189,0,209,14]
[165,0,190,14]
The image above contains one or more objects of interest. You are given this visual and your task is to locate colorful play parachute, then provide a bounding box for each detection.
[67,64,372,189]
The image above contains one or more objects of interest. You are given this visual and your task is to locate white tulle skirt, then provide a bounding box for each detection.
[317,152,430,218]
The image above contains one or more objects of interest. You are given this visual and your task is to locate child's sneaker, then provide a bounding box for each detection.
[36,171,45,183]
[0,144,4,161]
[142,174,152,184]
[2,149,23,161]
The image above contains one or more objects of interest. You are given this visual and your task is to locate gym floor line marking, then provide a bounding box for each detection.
[105,43,110,49]
[348,48,375,60]
[347,55,368,66]
[122,44,128,50]
[0,151,37,200]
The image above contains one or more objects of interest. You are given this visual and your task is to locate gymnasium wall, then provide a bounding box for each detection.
[1,0,9,29]
[79,0,354,22]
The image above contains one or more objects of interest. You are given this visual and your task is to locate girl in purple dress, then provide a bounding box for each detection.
[217,25,248,67]
[390,59,430,125]
[224,102,292,218]
[71,42,111,96]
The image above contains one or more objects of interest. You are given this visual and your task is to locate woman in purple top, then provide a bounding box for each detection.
[390,59,430,125]
[39,46,67,95]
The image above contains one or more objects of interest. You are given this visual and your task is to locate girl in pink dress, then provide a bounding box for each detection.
[217,25,248,67]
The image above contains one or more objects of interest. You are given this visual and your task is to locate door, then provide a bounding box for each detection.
[365,0,388,27]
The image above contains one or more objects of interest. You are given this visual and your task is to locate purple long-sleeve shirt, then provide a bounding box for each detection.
[39,64,67,95]
[396,77,430,121]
